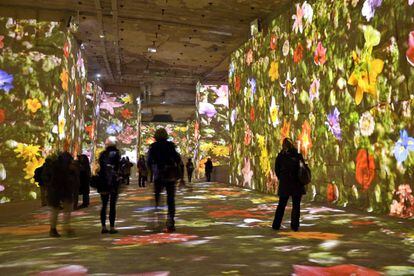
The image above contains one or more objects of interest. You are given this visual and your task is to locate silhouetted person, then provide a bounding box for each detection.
[77,154,91,208]
[205,158,213,182]
[147,128,181,232]
[137,155,148,187]
[186,158,194,183]
[48,141,77,237]
[179,159,185,186]
[122,157,133,185]
[98,136,121,234]
[34,162,47,207]
[272,138,306,232]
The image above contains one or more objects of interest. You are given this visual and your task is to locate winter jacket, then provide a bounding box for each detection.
[147,140,181,182]
[98,146,121,193]
[275,149,306,197]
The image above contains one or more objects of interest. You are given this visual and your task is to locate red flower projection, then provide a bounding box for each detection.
[250,107,255,122]
[293,264,381,276]
[113,233,198,246]
[63,41,70,58]
[0,108,5,123]
[270,33,277,50]
[76,83,81,96]
[298,120,312,157]
[234,76,241,93]
[121,108,133,119]
[326,183,338,202]
[293,43,304,63]
[355,149,375,191]
[0,35,4,49]
[314,41,327,65]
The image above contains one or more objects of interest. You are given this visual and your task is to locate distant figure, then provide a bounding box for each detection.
[186,158,194,183]
[121,157,133,185]
[205,158,213,182]
[98,136,121,234]
[272,138,306,232]
[48,141,77,237]
[137,155,148,187]
[77,154,91,208]
[147,128,181,232]
[179,159,185,186]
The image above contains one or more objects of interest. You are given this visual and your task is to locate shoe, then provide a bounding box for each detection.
[164,226,176,233]
[272,226,280,231]
[101,229,109,234]
[65,229,76,237]
[166,218,175,232]
[109,229,118,234]
[291,227,299,232]
[49,228,61,237]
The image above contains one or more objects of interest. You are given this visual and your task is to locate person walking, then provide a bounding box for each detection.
[272,138,306,232]
[137,155,148,187]
[186,158,194,183]
[77,154,91,208]
[147,128,181,232]
[205,158,213,182]
[48,141,77,237]
[98,136,121,234]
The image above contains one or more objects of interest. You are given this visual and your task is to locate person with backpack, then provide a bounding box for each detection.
[137,155,148,187]
[147,128,181,232]
[98,136,121,234]
[272,138,308,232]
[205,158,213,182]
[186,158,194,183]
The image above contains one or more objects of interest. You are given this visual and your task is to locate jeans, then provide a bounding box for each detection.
[100,192,118,228]
[139,175,147,187]
[154,180,176,222]
[50,200,72,231]
[187,170,193,183]
[272,195,302,230]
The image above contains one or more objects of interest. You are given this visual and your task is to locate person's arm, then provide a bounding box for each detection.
[275,155,281,178]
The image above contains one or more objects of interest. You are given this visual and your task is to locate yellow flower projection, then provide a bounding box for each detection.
[256,134,271,174]
[14,143,41,160]
[24,157,45,182]
[121,94,133,104]
[268,61,279,82]
[200,142,214,153]
[58,106,66,140]
[348,57,384,105]
[26,98,42,113]
[212,145,230,157]
[60,69,69,91]
[269,96,279,127]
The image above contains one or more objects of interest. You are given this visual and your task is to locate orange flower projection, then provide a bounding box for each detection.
[250,106,255,122]
[355,149,375,191]
[235,76,241,93]
[121,108,133,119]
[0,108,5,123]
[270,33,277,50]
[85,123,94,139]
[298,120,312,156]
[60,69,69,92]
[293,42,304,63]
[279,231,343,240]
[327,183,338,202]
[280,119,291,144]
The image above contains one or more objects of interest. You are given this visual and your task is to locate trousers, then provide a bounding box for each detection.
[100,192,118,227]
[154,180,176,221]
[272,195,302,230]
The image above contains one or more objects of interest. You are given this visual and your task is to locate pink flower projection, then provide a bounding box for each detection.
[314,42,327,65]
[38,265,88,276]
[241,158,253,187]
[211,85,229,107]
[100,93,124,115]
[390,184,414,218]
[117,125,137,145]
[406,31,414,66]
[293,264,381,276]
[199,102,217,118]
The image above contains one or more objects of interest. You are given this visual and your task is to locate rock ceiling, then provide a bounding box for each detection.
[0,0,287,121]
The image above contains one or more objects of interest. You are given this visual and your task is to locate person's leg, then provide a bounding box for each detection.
[62,200,73,235]
[126,174,130,185]
[49,206,60,237]
[109,192,119,233]
[40,186,47,206]
[272,196,289,230]
[143,176,146,187]
[154,180,163,208]
[100,193,109,233]
[73,189,79,210]
[165,181,176,230]
[291,195,302,231]
[83,185,90,207]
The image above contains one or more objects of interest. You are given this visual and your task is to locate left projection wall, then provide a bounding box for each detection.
[0,18,89,203]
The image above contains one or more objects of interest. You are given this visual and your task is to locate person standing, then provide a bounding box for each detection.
[48,141,77,237]
[147,128,181,232]
[137,155,148,187]
[34,161,47,207]
[272,138,306,232]
[186,158,194,183]
[205,158,213,182]
[98,136,121,234]
[77,154,91,208]
[123,157,133,185]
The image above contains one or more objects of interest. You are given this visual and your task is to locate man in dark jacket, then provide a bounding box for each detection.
[205,158,213,182]
[272,138,306,232]
[98,136,121,234]
[186,158,194,183]
[147,128,181,232]
[77,154,91,208]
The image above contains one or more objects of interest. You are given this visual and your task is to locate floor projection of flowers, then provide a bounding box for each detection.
[229,0,414,217]
[0,18,88,203]
[0,182,414,275]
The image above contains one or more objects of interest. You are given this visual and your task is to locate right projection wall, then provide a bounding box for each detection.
[229,1,414,217]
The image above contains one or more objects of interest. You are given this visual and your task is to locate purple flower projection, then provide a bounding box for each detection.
[362,0,382,21]
[0,69,14,93]
[393,130,414,164]
[212,85,229,107]
[199,102,217,118]
[325,108,341,140]
[106,123,122,135]
[248,78,257,94]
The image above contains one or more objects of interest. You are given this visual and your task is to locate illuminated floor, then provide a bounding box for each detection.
[1,182,414,275]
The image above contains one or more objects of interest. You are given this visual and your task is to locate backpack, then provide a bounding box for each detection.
[298,159,311,185]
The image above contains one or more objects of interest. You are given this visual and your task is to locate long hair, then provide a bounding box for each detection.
[154,128,169,142]
[282,138,295,151]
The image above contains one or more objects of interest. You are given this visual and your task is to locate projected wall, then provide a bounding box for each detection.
[140,123,190,158]
[229,1,414,216]
[195,83,230,176]
[0,18,89,202]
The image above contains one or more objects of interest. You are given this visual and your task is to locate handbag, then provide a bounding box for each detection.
[298,159,311,185]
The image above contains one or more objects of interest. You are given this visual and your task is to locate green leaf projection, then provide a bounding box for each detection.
[195,83,230,176]
[228,1,414,217]
[0,18,89,202]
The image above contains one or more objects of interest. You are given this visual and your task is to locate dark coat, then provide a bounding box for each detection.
[78,158,91,195]
[205,160,213,173]
[186,161,194,173]
[275,149,306,197]
[98,146,121,193]
[147,140,181,181]
[49,152,77,205]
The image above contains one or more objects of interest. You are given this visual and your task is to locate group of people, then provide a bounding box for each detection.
[34,127,307,237]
